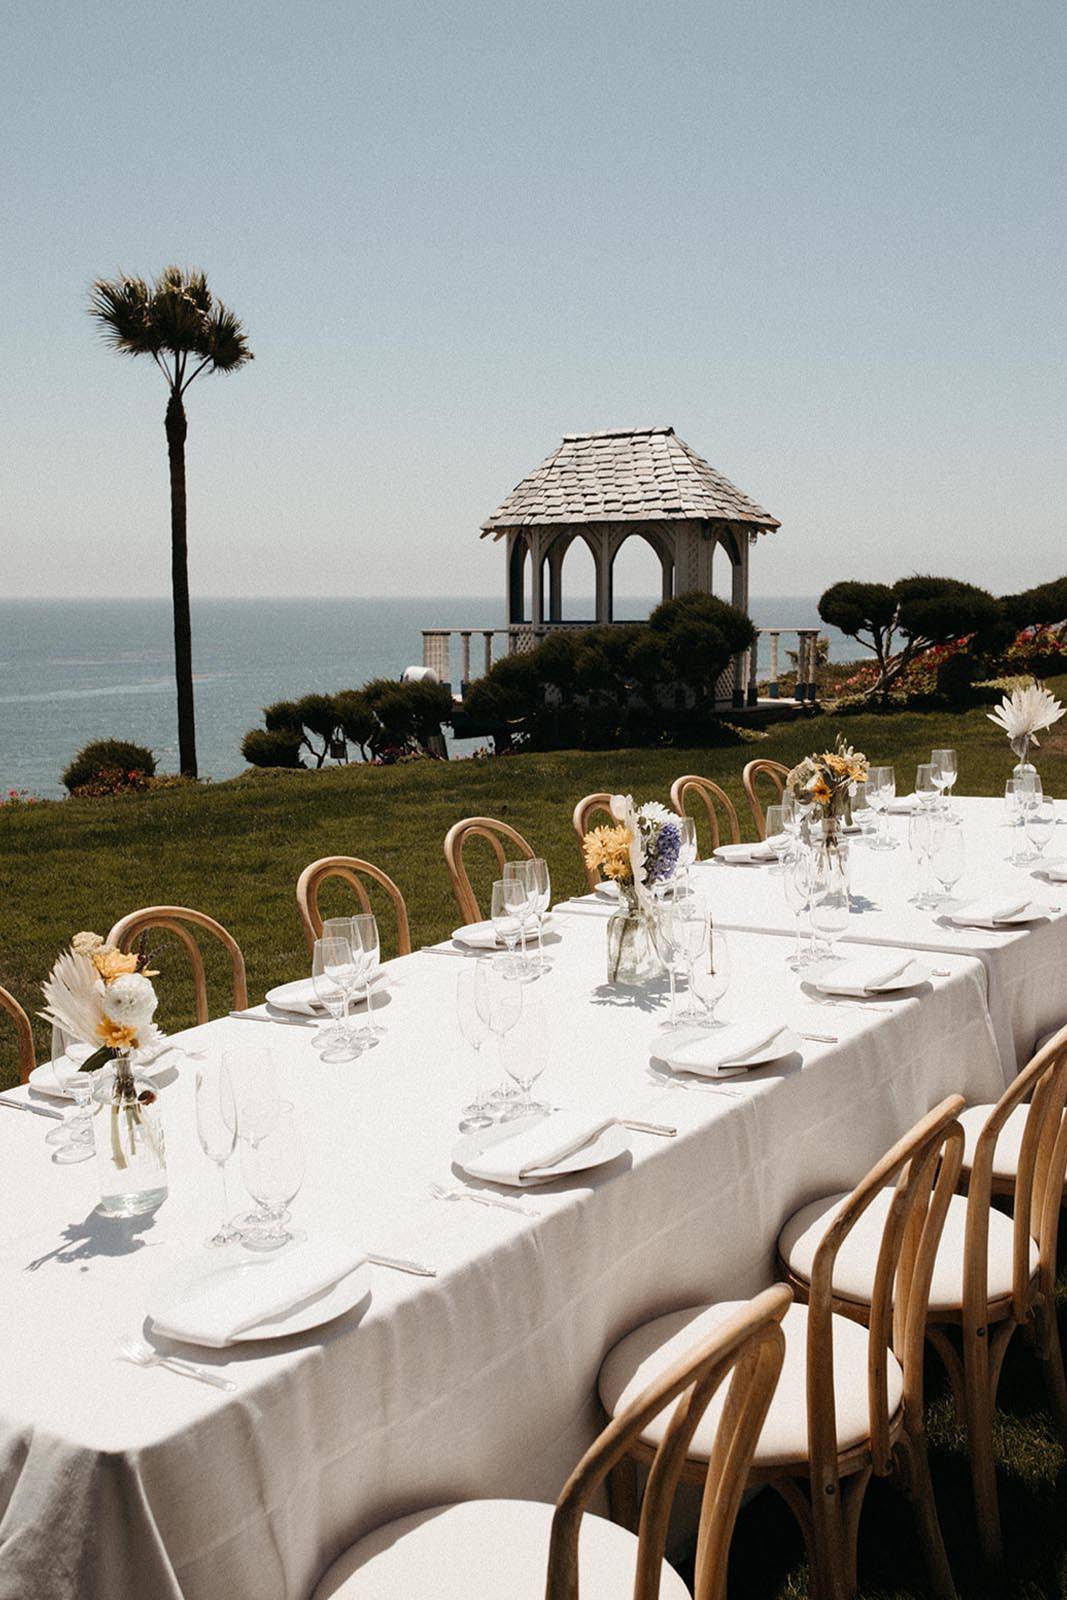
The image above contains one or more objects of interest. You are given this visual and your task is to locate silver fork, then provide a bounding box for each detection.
[429,1181,538,1216]
[809,996,895,1014]
[116,1336,236,1391]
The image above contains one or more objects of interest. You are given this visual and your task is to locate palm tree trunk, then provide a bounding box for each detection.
[165,392,197,778]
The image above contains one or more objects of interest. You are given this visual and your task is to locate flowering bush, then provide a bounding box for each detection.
[1,788,38,807]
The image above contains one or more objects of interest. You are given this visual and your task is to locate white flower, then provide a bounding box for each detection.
[101,972,158,1033]
[637,800,673,829]
[987,682,1065,744]
[72,931,105,955]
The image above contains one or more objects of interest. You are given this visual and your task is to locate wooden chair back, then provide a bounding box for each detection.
[964,1022,1067,1325]
[547,1284,790,1600]
[805,1096,964,1482]
[572,793,616,891]
[670,775,741,856]
[296,857,411,957]
[742,759,789,840]
[0,986,36,1085]
[107,907,248,1024]
[443,816,535,924]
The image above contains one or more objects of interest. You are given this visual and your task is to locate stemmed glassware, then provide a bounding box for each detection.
[195,1061,239,1246]
[763,804,790,871]
[865,766,898,850]
[931,748,958,814]
[676,817,699,878]
[811,852,850,959]
[676,903,711,1022]
[782,848,816,968]
[50,1041,96,1164]
[915,764,939,808]
[499,987,550,1116]
[312,936,360,1062]
[1006,775,1042,864]
[491,878,526,977]
[521,858,552,971]
[456,964,495,1128]
[909,810,943,908]
[239,1100,305,1251]
[1025,799,1056,863]
[650,902,689,1031]
[929,817,965,905]
[689,930,731,1023]
[351,913,384,1038]
[474,958,524,1117]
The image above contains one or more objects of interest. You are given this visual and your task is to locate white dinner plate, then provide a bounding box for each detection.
[946,903,1049,929]
[712,842,777,866]
[265,969,387,1015]
[594,880,621,901]
[29,1048,173,1101]
[653,1024,801,1079]
[810,958,931,996]
[146,1246,371,1347]
[452,1113,629,1188]
[450,915,554,951]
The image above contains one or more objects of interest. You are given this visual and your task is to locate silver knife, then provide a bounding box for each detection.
[365,1252,437,1278]
[0,1096,65,1121]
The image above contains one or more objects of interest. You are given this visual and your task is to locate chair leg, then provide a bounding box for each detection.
[808,1482,852,1600]
[1035,1300,1067,1447]
[607,1453,640,1533]
[961,1322,1003,1567]
[839,1470,870,1599]
[898,1433,957,1600]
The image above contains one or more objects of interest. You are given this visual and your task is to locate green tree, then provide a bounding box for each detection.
[820,576,999,704]
[88,268,253,777]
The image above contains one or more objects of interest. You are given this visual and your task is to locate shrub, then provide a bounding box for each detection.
[363,678,453,751]
[241,727,305,769]
[62,739,156,794]
[819,575,1000,705]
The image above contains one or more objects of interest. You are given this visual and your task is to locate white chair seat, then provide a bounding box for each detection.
[311,1498,692,1600]
[778,1188,1038,1312]
[958,1104,1026,1179]
[598,1300,901,1470]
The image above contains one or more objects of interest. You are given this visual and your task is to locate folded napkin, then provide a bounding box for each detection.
[659,1022,788,1078]
[886,793,918,814]
[951,897,1030,926]
[594,880,621,901]
[714,840,777,865]
[465,1111,618,1184]
[150,1235,365,1348]
[266,976,326,1015]
[816,954,913,996]
[452,916,543,949]
[1040,864,1067,882]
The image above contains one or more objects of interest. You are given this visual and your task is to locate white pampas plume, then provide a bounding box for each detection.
[987,682,1065,746]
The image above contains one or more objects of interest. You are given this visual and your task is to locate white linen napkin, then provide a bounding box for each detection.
[659,1022,788,1077]
[816,954,913,996]
[951,897,1030,926]
[150,1236,366,1347]
[886,793,919,813]
[465,1112,618,1183]
[266,977,325,1015]
[714,840,777,865]
[1040,864,1067,882]
[452,916,544,949]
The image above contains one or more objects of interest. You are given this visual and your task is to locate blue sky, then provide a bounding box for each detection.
[1,0,1063,602]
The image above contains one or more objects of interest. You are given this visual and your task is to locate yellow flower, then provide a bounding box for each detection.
[824,753,850,775]
[810,776,833,805]
[91,947,142,983]
[97,1017,140,1050]
[583,824,633,882]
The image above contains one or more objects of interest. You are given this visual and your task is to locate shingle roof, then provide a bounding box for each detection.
[480,426,780,535]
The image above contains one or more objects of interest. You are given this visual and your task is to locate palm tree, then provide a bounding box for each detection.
[89,268,253,777]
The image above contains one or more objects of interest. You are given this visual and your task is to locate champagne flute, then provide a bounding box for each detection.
[351,912,384,1038]
[499,987,550,1116]
[475,958,524,1117]
[929,817,965,905]
[239,1101,304,1251]
[763,804,790,872]
[908,810,941,908]
[650,902,688,1031]
[931,748,958,814]
[504,861,539,976]
[521,857,552,971]
[50,1044,96,1164]
[195,1062,239,1246]
[866,765,898,851]
[322,917,362,1034]
[677,816,699,875]
[689,930,731,1023]
[312,938,359,1062]
[491,878,525,977]
[676,902,711,1022]
[456,964,494,1127]
[782,847,816,968]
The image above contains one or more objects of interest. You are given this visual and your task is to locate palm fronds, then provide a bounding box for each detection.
[87,266,253,389]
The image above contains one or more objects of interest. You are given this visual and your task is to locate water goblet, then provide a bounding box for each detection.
[689,930,731,1023]
[915,764,939,808]
[195,1061,239,1246]
[475,957,524,1117]
[676,903,711,1022]
[866,765,898,851]
[239,1100,305,1251]
[312,937,360,1062]
[929,817,965,905]
[649,902,689,1031]
[1025,799,1056,861]
[782,847,816,968]
[931,748,958,814]
[521,858,552,971]
[350,912,384,1038]
[763,804,790,872]
[491,878,526,977]
[908,810,942,907]
[456,964,494,1127]
[499,988,550,1117]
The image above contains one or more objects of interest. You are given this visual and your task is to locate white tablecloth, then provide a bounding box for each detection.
[0,919,1008,1599]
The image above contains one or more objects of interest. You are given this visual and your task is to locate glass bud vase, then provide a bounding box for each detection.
[91,1051,168,1217]
[606,886,661,986]
[1010,733,1038,784]
[804,814,851,889]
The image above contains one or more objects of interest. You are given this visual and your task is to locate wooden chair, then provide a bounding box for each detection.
[777,1024,1067,1568]
[444,816,535,925]
[0,986,36,1085]
[311,1284,790,1600]
[670,776,741,857]
[572,792,616,891]
[107,907,248,1023]
[601,1098,965,1600]
[296,857,411,957]
[741,759,789,840]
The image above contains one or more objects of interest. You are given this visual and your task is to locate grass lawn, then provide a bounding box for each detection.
[2,684,1067,1597]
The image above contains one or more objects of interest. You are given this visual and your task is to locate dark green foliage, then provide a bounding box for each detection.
[1001,578,1067,629]
[363,678,453,747]
[244,679,452,767]
[62,739,156,792]
[263,701,304,732]
[240,727,304,768]
[820,575,1001,704]
[333,690,376,756]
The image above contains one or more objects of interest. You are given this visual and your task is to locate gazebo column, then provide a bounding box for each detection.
[730,530,750,614]
[546,538,567,623]
[529,530,545,636]
[594,540,612,623]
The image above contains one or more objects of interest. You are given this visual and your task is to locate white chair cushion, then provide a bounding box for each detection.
[778,1188,1038,1312]
[598,1300,901,1470]
[311,1498,692,1600]
[958,1104,1026,1178]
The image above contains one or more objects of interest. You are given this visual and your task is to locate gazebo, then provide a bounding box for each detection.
[480,425,780,639]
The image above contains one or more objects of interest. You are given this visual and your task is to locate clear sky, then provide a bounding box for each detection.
[2,0,1064,603]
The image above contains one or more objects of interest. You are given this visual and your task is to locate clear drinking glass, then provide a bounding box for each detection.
[909,810,942,907]
[195,1062,239,1246]
[689,930,731,1023]
[456,964,494,1127]
[1025,799,1056,860]
[351,913,384,1038]
[491,877,526,977]
[649,903,689,1031]
[500,988,550,1116]
[866,765,898,850]
[50,1046,96,1163]
[811,855,850,957]
[312,937,360,1062]
[677,817,699,874]
[929,817,965,904]
[782,848,816,968]
[915,764,939,808]
[521,858,552,971]
[931,748,958,814]
[676,903,711,1022]
[475,958,524,1117]
[239,1100,305,1250]
[763,804,789,871]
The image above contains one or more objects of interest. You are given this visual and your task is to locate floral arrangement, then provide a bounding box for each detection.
[987,681,1065,764]
[41,931,161,1071]
[583,795,681,908]
[786,736,868,821]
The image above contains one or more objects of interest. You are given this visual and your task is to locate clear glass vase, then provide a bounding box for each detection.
[91,1052,168,1217]
[1010,733,1038,783]
[606,886,661,985]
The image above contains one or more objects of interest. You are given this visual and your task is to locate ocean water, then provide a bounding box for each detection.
[0,596,846,797]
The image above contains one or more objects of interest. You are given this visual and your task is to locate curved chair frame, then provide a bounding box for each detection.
[107,907,248,1024]
[296,857,411,957]
[742,759,789,840]
[572,793,616,891]
[443,816,535,925]
[670,776,741,857]
[0,986,36,1085]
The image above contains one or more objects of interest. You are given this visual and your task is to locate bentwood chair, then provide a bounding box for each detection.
[669,776,740,857]
[0,986,36,1085]
[444,817,535,925]
[297,857,411,957]
[741,759,789,840]
[573,793,616,891]
[601,1098,965,1600]
[777,1025,1067,1568]
[311,1285,790,1600]
[107,907,248,1022]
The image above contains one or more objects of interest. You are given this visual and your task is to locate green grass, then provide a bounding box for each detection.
[3,687,1067,1596]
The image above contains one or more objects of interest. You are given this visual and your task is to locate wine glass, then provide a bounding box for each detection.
[782,847,816,968]
[312,937,360,1062]
[650,902,689,1031]
[929,817,965,905]
[195,1062,239,1246]
[50,1041,96,1164]
[763,804,790,872]
[676,902,711,1022]
[521,858,552,971]
[811,854,850,958]
[689,930,731,1023]
[475,958,524,1117]
[239,1100,305,1251]
[491,878,526,977]
[499,987,550,1116]
[504,861,540,976]
[351,913,384,1038]
[1025,799,1056,861]
[931,748,958,814]
[908,810,942,908]
[676,816,699,875]
[456,964,494,1127]
[866,766,898,851]
[915,764,939,808]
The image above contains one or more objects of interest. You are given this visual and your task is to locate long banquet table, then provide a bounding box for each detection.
[0,825,1042,1600]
